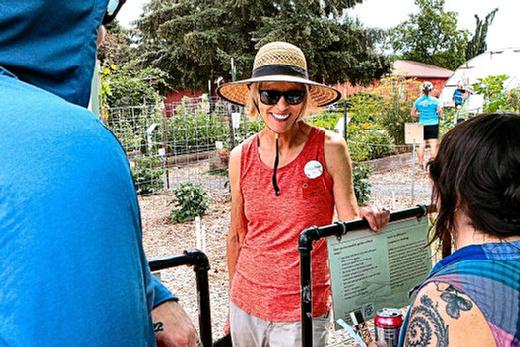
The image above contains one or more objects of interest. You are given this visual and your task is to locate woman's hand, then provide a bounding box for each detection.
[360,205,390,232]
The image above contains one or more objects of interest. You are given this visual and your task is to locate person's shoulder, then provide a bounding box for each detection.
[323,128,346,149]
[322,128,349,164]
[404,281,495,347]
[229,142,244,162]
[1,76,97,123]
[230,132,258,159]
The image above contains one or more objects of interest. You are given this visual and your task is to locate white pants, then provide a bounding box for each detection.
[230,302,330,347]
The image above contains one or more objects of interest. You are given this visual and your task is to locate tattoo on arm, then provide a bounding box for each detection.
[153,321,164,332]
[435,284,473,319]
[405,295,449,347]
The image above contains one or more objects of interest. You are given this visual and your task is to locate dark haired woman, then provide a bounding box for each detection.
[398,113,520,346]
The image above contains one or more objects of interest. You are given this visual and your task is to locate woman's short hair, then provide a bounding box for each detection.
[429,113,520,245]
[244,82,320,119]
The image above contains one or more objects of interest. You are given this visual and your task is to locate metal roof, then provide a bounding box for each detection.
[392,60,454,78]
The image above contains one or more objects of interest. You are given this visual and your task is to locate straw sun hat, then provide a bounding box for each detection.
[217,42,341,107]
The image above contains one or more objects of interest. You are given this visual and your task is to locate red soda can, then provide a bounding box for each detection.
[374,308,403,347]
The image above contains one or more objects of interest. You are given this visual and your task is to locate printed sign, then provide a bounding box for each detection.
[404,123,424,144]
[327,217,431,328]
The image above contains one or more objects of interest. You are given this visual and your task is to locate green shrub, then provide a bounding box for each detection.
[131,156,165,195]
[235,118,264,143]
[167,108,228,155]
[308,112,343,130]
[348,126,395,162]
[506,87,520,112]
[352,163,372,206]
[378,105,414,145]
[371,76,421,145]
[473,75,509,112]
[108,106,164,155]
[440,108,456,135]
[347,93,384,125]
[170,183,209,223]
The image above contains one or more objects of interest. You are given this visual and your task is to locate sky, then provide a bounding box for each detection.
[118,0,520,51]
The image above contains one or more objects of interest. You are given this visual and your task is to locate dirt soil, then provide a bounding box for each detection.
[140,163,432,346]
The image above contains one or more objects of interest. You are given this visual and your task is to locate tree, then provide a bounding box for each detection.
[465,8,498,61]
[387,0,468,70]
[98,20,134,68]
[97,21,171,109]
[134,0,390,92]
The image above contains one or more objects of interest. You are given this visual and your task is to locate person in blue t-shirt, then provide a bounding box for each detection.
[411,81,443,168]
[453,82,470,124]
[0,1,197,346]
[452,83,468,107]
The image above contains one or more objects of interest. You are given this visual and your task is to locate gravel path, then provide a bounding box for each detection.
[140,161,433,345]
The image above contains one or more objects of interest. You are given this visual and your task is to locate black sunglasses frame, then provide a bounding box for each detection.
[103,0,127,25]
[259,89,306,106]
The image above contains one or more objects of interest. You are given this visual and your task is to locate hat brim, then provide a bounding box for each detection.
[216,75,341,107]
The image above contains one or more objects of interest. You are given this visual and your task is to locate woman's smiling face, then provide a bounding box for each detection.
[257,82,307,134]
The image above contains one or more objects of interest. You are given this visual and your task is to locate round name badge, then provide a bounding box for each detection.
[304,160,323,179]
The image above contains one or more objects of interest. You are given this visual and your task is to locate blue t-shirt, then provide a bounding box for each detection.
[0,68,174,347]
[413,95,440,126]
[0,2,176,344]
[453,88,466,106]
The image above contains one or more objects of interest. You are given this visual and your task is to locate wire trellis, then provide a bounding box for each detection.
[105,97,432,208]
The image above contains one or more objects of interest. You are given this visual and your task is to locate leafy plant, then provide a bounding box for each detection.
[131,156,165,195]
[440,107,456,135]
[347,93,384,125]
[372,76,421,145]
[352,163,372,206]
[506,87,520,113]
[170,183,209,223]
[167,102,229,155]
[308,112,343,130]
[473,75,509,112]
[348,125,395,162]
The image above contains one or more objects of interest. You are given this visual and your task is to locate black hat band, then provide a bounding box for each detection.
[252,65,308,79]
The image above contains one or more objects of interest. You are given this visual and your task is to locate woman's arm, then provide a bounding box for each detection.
[324,130,388,230]
[226,145,247,288]
[403,281,495,347]
[324,130,360,221]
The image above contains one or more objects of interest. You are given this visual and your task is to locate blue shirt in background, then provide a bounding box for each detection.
[413,95,440,126]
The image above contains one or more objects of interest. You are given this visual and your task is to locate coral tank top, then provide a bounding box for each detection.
[231,126,335,322]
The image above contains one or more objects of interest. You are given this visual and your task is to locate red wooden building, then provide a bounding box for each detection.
[333,60,454,98]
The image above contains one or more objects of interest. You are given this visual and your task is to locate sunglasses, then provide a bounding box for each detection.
[259,89,306,105]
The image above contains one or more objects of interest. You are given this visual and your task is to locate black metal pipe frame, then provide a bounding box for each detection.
[149,249,212,347]
[298,205,430,347]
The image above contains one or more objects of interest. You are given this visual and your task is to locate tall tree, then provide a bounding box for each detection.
[387,0,468,70]
[465,8,498,61]
[98,20,134,68]
[134,0,390,92]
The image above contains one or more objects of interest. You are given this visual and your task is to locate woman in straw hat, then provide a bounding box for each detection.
[217,41,389,345]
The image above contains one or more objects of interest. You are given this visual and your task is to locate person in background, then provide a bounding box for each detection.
[452,82,468,107]
[452,82,469,124]
[411,81,443,169]
[217,41,389,346]
[0,1,196,346]
[398,113,520,346]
